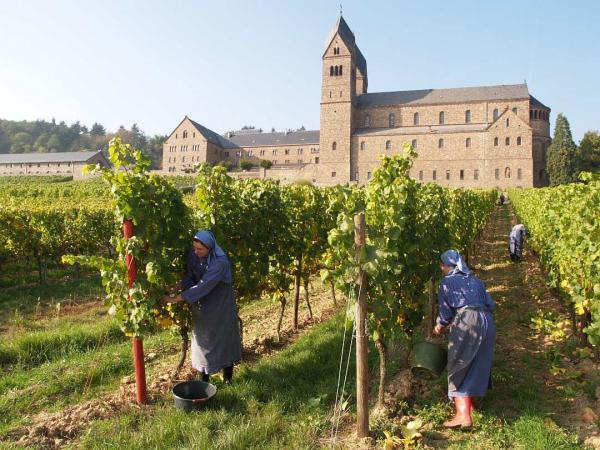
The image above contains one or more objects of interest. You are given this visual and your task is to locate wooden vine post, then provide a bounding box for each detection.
[123,219,148,405]
[354,213,369,438]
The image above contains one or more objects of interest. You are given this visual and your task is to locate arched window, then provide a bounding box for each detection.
[389,113,395,128]
[534,110,538,119]
[332,141,337,151]
[439,111,445,124]
[339,65,343,76]
[530,110,533,119]
[494,137,499,146]
[411,139,417,149]
[183,130,188,139]
[330,66,334,76]
[334,66,339,76]
[466,137,471,148]
[517,136,522,146]
[465,110,471,123]
[505,167,511,178]
[438,138,444,149]
[360,141,366,151]
[517,168,522,180]
[493,109,499,121]
[413,112,419,126]
[364,114,371,128]
[385,140,392,150]
[506,118,510,127]
[505,137,510,146]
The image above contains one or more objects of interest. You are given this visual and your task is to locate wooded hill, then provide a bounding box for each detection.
[0,118,165,169]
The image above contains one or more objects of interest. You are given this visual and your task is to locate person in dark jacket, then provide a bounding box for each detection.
[434,250,496,428]
[165,230,242,384]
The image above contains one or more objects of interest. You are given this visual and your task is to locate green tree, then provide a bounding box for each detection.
[90,122,106,136]
[547,113,579,186]
[0,126,11,153]
[579,131,600,174]
[10,131,33,153]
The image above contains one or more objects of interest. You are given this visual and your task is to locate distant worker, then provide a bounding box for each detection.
[434,250,496,429]
[498,193,505,205]
[509,224,529,262]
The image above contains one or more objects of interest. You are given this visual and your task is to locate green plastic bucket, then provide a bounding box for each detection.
[410,341,447,380]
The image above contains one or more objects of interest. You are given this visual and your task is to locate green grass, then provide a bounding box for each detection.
[0,318,123,369]
[0,273,102,322]
[75,315,358,449]
[0,330,180,436]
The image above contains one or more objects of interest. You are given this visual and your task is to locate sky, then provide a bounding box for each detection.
[0,0,598,141]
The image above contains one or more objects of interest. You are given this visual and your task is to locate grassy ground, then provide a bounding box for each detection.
[1,204,597,449]
[0,265,342,447]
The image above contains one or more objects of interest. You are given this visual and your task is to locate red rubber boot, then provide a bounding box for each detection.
[443,397,473,428]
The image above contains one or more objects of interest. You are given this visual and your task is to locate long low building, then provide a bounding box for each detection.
[0,150,110,179]
[163,14,551,188]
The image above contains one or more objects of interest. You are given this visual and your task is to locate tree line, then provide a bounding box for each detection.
[547,114,600,185]
[0,118,166,169]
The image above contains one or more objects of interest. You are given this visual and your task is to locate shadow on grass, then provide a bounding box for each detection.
[0,274,102,326]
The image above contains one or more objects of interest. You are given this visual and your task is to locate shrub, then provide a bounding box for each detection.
[240,159,255,171]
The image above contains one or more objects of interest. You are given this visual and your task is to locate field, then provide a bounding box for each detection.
[1,148,599,449]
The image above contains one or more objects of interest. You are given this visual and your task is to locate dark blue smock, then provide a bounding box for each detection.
[180,250,242,374]
[437,272,496,398]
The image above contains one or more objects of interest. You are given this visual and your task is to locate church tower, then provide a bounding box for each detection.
[319,15,367,184]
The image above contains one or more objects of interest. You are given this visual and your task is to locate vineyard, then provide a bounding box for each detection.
[509,174,600,346]
[1,140,599,448]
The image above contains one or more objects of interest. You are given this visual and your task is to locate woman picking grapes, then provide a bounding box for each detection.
[165,230,242,384]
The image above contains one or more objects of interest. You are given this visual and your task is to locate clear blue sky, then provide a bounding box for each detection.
[0,0,598,141]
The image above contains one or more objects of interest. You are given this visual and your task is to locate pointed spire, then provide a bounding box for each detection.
[340,3,343,16]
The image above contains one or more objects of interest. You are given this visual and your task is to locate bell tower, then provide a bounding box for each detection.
[319,15,367,184]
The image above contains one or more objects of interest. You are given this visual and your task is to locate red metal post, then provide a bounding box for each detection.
[123,219,148,405]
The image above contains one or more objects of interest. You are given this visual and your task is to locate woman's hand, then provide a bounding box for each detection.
[165,285,180,295]
[163,294,184,304]
[433,323,445,335]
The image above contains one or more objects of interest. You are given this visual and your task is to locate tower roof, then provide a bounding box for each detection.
[324,15,367,76]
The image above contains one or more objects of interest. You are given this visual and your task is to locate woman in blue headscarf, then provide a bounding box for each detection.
[433,250,496,428]
[165,230,242,384]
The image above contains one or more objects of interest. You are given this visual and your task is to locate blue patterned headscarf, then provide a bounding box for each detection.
[193,230,225,265]
[440,249,471,275]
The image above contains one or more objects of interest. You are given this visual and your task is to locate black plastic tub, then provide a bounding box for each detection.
[172,381,217,411]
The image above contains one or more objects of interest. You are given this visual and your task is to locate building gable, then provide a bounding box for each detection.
[488,108,531,131]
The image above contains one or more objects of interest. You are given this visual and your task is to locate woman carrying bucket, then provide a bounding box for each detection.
[165,230,242,384]
[433,250,496,428]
